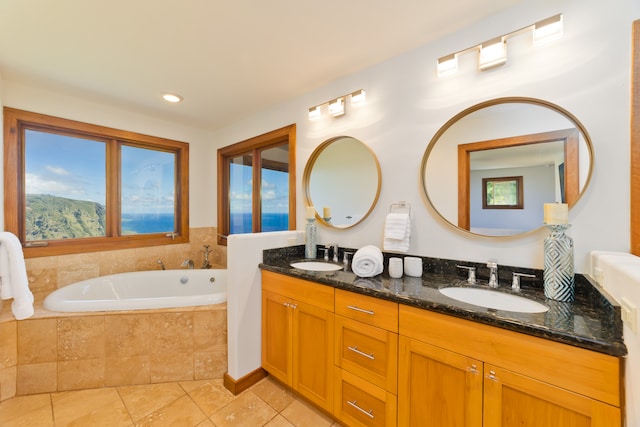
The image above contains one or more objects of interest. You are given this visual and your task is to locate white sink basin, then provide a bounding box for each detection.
[290,261,343,272]
[439,287,549,313]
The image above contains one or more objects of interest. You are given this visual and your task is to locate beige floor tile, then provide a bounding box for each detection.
[134,394,207,427]
[265,414,295,427]
[186,380,235,417]
[249,377,294,413]
[195,419,216,427]
[52,387,122,426]
[118,382,186,421]
[61,398,133,427]
[0,393,51,425]
[1,403,54,427]
[280,399,334,427]
[209,390,277,427]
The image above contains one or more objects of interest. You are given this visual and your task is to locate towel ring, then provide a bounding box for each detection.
[390,201,411,215]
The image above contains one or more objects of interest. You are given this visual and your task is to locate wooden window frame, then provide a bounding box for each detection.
[482,176,524,209]
[458,128,579,231]
[217,124,296,246]
[3,107,189,258]
[632,20,640,255]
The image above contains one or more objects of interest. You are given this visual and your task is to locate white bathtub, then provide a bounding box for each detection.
[43,269,227,312]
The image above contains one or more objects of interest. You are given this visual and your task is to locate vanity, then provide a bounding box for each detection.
[259,246,626,427]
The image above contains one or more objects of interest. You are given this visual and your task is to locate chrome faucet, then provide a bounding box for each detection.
[324,244,332,261]
[156,259,166,270]
[512,272,536,292]
[487,260,499,288]
[181,259,195,269]
[332,244,339,263]
[456,265,476,284]
[201,245,212,269]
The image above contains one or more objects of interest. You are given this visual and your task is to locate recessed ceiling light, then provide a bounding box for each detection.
[162,93,183,103]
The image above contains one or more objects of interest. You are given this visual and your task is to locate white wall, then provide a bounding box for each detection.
[213,0,640,274]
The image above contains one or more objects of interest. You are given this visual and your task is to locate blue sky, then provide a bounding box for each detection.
[229,163,289,214]
[25,130,175,213]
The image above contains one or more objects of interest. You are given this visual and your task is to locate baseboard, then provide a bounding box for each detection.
[223,368,268,395]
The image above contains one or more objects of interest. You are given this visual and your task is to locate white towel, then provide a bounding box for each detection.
[351,245,384,278]
[0,232,34,320]
[383,213,411,253]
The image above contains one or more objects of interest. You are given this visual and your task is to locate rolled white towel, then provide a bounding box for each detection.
[351,245,384,278]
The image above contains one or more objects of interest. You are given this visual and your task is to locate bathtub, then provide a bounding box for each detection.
[43,269,227,312]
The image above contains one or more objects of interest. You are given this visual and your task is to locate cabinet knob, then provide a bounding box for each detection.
[486,370,499,382]
[467,364,479,374]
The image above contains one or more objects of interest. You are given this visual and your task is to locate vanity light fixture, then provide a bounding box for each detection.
[437,54,458,77]
[533,14,563,45]
[436,13,563,77]
[162,93,183,103]
[328,97,345,117]
[478,37,507,70]
[307,89,365,120]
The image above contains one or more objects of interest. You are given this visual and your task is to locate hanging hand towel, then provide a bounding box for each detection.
[351,245,384,278]
[383,212,411,253]
[0,232,34,320]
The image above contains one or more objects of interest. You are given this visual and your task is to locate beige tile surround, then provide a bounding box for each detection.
[0,227,228,402]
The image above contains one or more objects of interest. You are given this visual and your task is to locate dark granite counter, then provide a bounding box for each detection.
[260,245,627,357]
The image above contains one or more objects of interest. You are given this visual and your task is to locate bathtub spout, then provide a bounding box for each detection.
[156,259,166,270]
[182,259,195,269]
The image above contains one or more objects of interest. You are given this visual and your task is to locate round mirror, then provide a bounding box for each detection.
[304,136,381,229]
[421,97,594,237]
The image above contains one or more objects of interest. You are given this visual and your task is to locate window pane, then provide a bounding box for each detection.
[24,129,106,241]
[229,154,253,234]
[121,145,176,234]
[261,146,289,232]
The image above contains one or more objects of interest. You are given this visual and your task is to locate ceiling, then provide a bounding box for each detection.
[0,0,520,131]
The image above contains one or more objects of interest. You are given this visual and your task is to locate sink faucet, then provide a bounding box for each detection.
[181,259,194,269]
[487,260,498,288]
[332,244,339,263]
[201,245,212,269]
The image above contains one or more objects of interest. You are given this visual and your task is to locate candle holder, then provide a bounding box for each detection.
[305,217,317,259]
[323,216,332,224]
[543,224,574,302]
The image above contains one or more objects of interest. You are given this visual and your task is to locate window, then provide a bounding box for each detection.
[3,107,189,257]
[482,176,524,209]
[217,124,296,245]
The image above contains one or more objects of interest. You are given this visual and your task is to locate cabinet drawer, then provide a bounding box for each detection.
[262,270,334,311]
[335,289,398,332]
[334,368,397,427]
[335,315,398,393]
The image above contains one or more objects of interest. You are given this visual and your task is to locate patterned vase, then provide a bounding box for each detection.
[543,224,575,302]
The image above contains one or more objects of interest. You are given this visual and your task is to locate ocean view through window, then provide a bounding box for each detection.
[217,124,296,244]
[4,107,189,257]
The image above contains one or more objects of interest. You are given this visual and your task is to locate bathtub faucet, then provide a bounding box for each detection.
[182,259,195,269]
[156,259,166,270]
[201,245,212,269]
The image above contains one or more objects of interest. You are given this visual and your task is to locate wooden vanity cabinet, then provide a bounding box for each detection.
[261,270,335,413]
[399,305,623,427]
[334,289,399,427]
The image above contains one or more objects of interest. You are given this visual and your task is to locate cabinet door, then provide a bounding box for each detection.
[293,299,334,412]
[262,290,293,386]
[398,336,483,427]
[483,364,621,427]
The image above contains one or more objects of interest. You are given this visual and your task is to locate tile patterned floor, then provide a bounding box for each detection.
[0,376,344,426]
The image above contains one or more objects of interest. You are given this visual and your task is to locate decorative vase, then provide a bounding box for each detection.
[305,218,317,259]
[543,224,574,302]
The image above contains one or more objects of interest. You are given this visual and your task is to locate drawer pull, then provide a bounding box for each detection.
[347,345,375,360]
[346,305,375,315]
[347,400,375,419]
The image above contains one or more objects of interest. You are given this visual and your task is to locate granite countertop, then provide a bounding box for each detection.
[260,246,627,357]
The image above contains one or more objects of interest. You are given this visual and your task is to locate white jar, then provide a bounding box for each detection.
[404,256,423,277]
[388,257,404,278]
